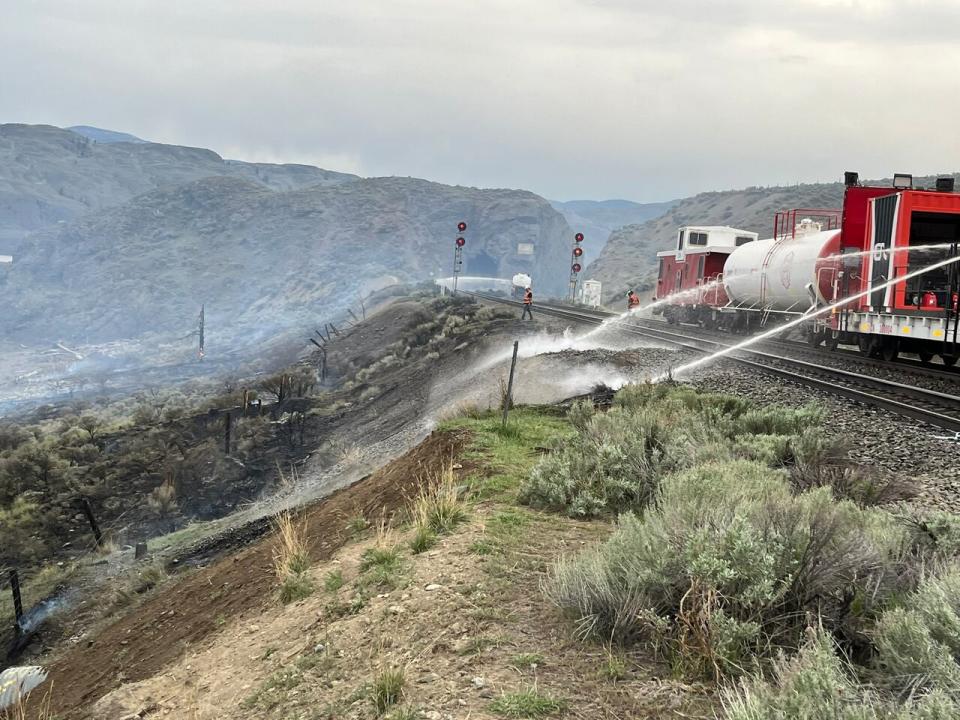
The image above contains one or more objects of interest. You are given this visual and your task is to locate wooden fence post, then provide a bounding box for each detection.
[8,569,23,637]
[502,340,519,426]
[80,496,103,547]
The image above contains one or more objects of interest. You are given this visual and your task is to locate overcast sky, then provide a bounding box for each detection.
[3,0,960,201]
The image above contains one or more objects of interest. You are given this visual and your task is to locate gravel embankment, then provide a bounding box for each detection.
[692,360,960,515]
[539,341,960,516]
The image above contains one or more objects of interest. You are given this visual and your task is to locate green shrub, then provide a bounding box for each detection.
[734,405,825,437]
[519,408,677,517]
[0,497,47,565]
[278,573,315,604]
[545,460,907,677]
[324,569,344,592]
[912,513,960,556]
[489,689,567,718]
[567,400,595,432]
[875,609,960,694]
[360,546,406,589]
[722,629,960,720]
[874,566,960,694]
[734,433,794,466]
[512,652,544,669]
[409,525,436,554]
[522,384,830,518]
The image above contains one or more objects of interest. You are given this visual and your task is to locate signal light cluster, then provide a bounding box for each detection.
[569,231,584,301]
[452,220,468,295]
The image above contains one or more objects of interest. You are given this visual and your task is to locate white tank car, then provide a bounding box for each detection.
[723,222,843,312]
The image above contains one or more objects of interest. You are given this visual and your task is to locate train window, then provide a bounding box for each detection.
[906,211,960,301]
[697,255,705,279]
[736,236,753,246]
[688,231,708,246]
[677,230,684,251]
[658,258,664,278]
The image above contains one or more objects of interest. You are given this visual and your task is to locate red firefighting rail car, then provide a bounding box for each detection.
[654,172,960,365]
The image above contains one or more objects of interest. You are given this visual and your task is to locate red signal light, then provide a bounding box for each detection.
[456,237,466,247]
[571,263,582,273]
[572,246,583,257]
[574,232,584,242]
[457,221,467,232]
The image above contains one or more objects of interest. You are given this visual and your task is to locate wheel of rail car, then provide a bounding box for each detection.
[826,333,840,351]
[806,328,822,348]
[941,354,958,368]
[918,350,935,364]
[858,335,873,356]
[880,339,899,362]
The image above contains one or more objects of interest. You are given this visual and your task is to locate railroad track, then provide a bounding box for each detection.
[467,292,960,433]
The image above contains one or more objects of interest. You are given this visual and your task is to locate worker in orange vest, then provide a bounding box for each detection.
[627,290,640,311]
[521,287,533,320]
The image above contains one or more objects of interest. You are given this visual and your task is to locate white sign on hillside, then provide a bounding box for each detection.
[516,243,534,255]
[581,280,602,307]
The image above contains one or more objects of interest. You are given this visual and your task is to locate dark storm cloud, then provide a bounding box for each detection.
[2,0,958,200]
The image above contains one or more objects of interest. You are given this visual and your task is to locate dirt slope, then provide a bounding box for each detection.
[33,430,468,718]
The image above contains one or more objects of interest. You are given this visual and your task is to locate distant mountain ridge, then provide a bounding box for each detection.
[0,124,359,254]
[0,124,574,347]
[67,125,148,144]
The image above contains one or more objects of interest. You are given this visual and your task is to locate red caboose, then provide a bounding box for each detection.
[655,226,758,325]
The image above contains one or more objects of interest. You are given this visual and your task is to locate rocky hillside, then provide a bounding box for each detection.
[0,124,357,253]
[1,174,571,346]
[551,198,677,254]
[0,124,573,348]
[586,174,960,302]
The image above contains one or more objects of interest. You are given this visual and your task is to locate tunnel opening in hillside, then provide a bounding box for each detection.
[466,250,499,278]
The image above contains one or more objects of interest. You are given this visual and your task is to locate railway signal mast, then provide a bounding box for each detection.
[569,232,584,302]
[453,221,467,295]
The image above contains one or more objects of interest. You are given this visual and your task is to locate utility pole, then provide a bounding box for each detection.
[198,305,205,360]
[453,221,467,295]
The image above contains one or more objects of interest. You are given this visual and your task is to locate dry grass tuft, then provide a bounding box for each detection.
[371,666,405,715]
[272,511,313,604]
[410,461,467,537]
